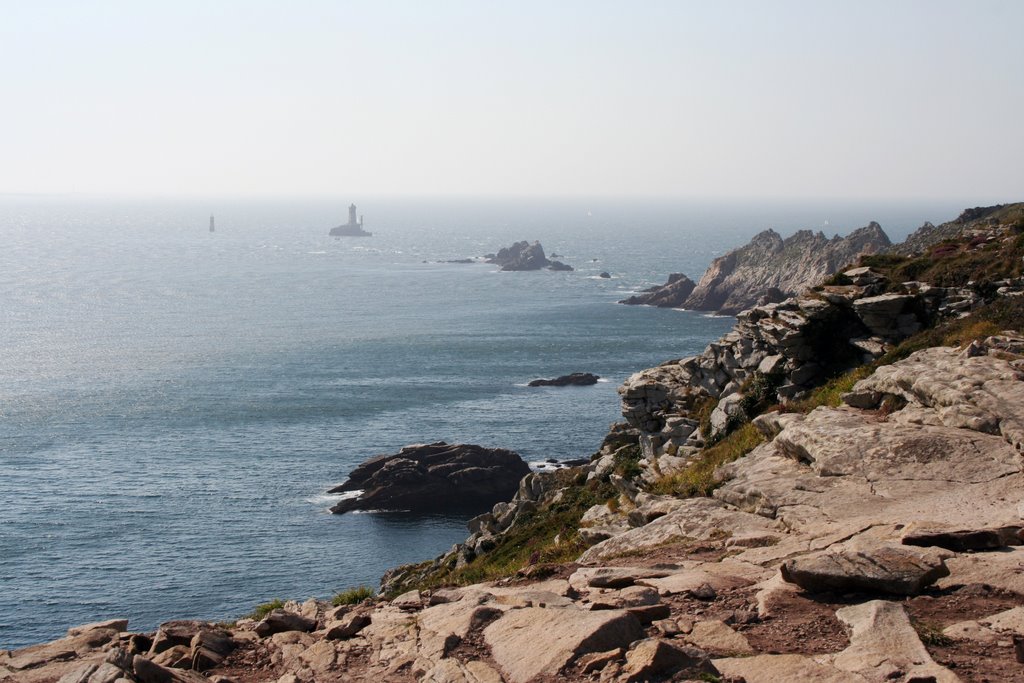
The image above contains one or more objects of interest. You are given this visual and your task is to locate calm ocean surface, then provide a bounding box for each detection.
[0,196,963,648]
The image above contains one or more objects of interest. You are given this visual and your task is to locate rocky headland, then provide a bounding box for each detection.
[8,203,1024,683]
[624,222,891,314]
[486,241,573,272]
[327,442,530,515]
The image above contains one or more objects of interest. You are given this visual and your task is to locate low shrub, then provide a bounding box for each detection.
[651,423,765,498]
[248,598,285,620]
[332,586,374,606]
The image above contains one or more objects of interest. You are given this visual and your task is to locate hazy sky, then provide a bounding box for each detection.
[2,1,1022,200]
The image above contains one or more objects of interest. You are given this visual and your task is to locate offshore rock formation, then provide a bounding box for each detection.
[527,372,600,387]
[623,223,891,315]
[328,442,530,514]
[486,240,573,271]
[618,273,696,308]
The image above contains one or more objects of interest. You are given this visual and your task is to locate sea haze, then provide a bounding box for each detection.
[0,196,963,648]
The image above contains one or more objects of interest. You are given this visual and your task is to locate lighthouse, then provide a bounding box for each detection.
[209,215,215,233]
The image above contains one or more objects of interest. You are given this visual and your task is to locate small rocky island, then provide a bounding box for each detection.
[486,240,573,271]
[328,442,530,514]
[528,372,600,387]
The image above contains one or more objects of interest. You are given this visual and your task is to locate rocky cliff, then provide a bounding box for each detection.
[625,223,892,315]
[11,203,1024,683]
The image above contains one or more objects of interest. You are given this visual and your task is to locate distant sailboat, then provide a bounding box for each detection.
[209,215,215,233]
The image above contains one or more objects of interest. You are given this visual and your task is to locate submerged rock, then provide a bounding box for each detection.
[329,442,530,514]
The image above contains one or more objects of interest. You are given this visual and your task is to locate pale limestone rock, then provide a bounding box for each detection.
[638,560,769,597]
[937,547,1024,594]
[323,613,371,640]
[483,607,644,683]
[714,653,864,682]
[132,655,207,683]
[945,605,1024,643]
[830,601,958,682]
[619,638,718,683]
[66,620,129,637]
[418,601,503,660]
[568,566,675,591]
[579,497,782,563]
[390,589,423,610]
[420,659,504,683]
[684,620,754,655]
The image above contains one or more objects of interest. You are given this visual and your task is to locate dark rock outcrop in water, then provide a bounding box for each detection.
[683,223,891,314]
[619,273,696,308]
[487,240,574,271]
[528,372,600,387]
[328,442,530,514]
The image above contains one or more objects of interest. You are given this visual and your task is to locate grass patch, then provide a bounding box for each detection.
[651,423,765,497]
[403,476,618,592]
[913,619,954,647]
[247,598,285,620]
[332,586,374,606]
[612,444,643,480]
[778,365,874,414]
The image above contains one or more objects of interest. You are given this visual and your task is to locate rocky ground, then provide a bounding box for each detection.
[8,335,1024,683]
[7,205,1024,683]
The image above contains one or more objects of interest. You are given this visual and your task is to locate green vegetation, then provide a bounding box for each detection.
[860,231,1024,290]
[332,586,374,606]
[651,423,765,497]
[247,598,285,620]
[398,471,618,593]
[912,619,954,647]
[611,444,643,479]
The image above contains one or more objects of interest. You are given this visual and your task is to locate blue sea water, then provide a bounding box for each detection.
[0,196,964,648]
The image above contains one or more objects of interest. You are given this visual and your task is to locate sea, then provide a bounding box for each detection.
[0,196,966,648]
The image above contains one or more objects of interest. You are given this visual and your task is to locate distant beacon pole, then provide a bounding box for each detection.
[209,215,215,233]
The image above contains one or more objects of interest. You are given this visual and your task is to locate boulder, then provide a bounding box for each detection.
[527,372,600,387]
[253,609,317,637]
[329,442,530,514]
[780,542,951,595]
[483,607,644,683]
[620,639,718,683]
[132,655,207,683]
[324,613,371,640]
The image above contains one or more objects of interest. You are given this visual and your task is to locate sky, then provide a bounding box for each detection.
[1,1,1022,200]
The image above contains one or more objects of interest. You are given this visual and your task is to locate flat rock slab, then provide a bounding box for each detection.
[830,600,958,682]
[639,560,770,597]
[714,654,864,683]
[781,542,951,595]
[684,620,754,655]
[569,566,676,590]
[483,607,644,683]
[578,497,782,563]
